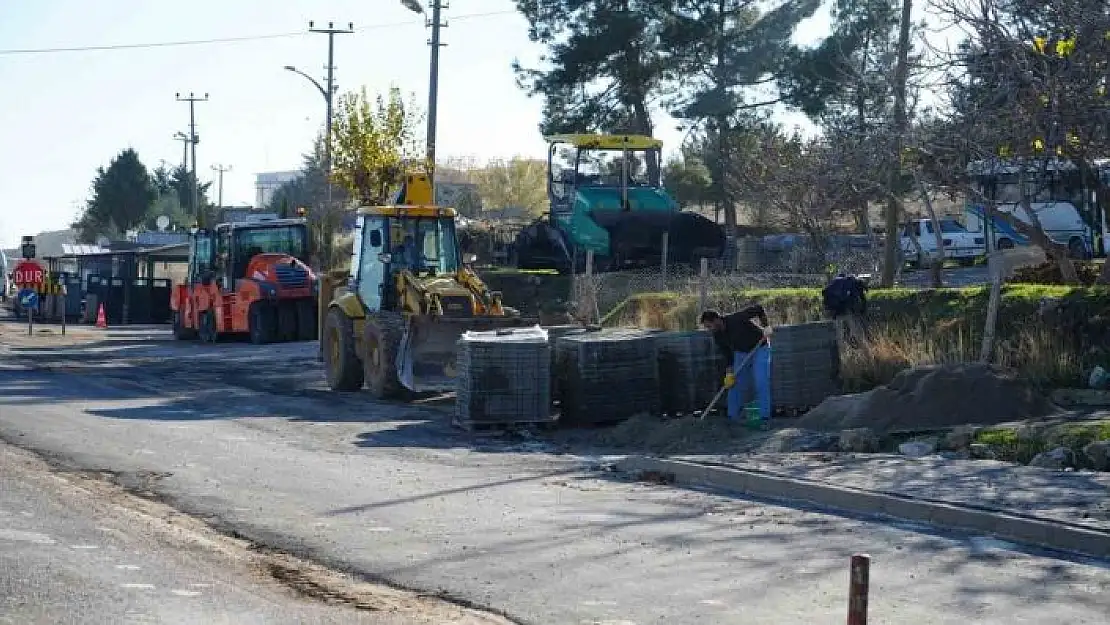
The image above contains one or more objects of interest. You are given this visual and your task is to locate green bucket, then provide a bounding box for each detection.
[744,403,764,429]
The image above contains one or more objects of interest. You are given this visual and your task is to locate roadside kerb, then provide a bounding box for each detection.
[615,455,1110,560]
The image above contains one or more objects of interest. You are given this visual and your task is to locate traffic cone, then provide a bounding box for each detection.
[95,303,107,329]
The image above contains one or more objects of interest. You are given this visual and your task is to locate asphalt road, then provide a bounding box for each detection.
[0,439,507,625]
[1,326,1109,625]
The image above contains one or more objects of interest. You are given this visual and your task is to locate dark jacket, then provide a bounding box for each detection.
[713,304,769,360]
[822,275,867,317]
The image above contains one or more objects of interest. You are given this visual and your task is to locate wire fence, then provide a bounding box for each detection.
[571,235,886,326]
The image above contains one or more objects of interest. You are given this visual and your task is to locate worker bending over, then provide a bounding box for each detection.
[700,306,774,424]
[822,272,868,346]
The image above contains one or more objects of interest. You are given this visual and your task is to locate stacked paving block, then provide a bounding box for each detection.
[654,330,725,415]
[555,328,660,425]
[455,326,554,428]
[770,321,840,412]
[542,325,589,409]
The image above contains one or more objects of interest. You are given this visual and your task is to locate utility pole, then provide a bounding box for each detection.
[307,21,353,207]
[401,0,447,187]
[176,92,209,221]
[211,164,231,209]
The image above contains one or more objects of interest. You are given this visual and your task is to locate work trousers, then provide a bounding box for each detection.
[727,345,772,421]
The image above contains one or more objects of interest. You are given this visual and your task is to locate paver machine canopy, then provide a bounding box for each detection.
[171,218,319,344]
[513,133,725,273]
[321,173,528,399]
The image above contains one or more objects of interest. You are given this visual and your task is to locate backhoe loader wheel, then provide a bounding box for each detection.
[323,307,364,391]
[363,320,403,400]
[249,303,275,345]
[296,300,317,341]
[277,304,298,342]
[198,310,218,343]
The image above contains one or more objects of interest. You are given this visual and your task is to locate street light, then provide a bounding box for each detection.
[400,0,424,13]
[283,65,329,101]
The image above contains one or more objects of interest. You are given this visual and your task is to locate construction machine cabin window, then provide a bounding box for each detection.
[576,149,658,188]
[233,226,308,274]
[390,217,459,275]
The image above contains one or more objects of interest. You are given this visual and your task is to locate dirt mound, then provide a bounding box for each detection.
[597,413,755,454]
[796,363,1060,433]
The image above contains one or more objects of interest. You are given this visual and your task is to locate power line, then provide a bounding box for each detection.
[0,10,516,56]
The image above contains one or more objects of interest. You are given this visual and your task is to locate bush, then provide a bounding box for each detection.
[608,284,1109,390]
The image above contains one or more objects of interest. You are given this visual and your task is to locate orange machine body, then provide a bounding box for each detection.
[170,219,318,343]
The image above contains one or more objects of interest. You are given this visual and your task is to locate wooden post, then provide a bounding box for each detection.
[660,232,669,290]
[584,250,596,324]
[847,553,870,625]
[698,257,709,313]
[980,276,1003,363]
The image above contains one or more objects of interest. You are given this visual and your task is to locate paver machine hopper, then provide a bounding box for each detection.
[514,134,725,273]
[320,173,529,399]
[171,218,319,343]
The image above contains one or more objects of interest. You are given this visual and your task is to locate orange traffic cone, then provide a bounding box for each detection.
[95,303,107,329]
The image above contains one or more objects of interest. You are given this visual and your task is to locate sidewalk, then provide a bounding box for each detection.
[618,452,1110,557]
[684,453,1110,531]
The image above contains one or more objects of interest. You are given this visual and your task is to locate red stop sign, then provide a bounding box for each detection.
[12,260,45,287]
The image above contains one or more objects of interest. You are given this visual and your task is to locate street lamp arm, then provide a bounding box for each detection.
[283,66,329,101]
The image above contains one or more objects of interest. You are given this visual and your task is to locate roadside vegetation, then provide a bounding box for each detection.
[605,283,1110,391]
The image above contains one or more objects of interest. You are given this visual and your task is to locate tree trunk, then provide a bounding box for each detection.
[914,173,945,288]
[880,0,914,288]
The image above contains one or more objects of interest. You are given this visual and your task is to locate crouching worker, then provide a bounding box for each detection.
[700,306,773,424]
[822,272,868,346]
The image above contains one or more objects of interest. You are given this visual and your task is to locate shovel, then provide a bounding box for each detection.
[698,336,768,420]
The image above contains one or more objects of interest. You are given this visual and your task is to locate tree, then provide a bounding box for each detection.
[330,86,425,205]
[780,0,903,235]
[658,0,823,235]
[732,130,853,265]
[74,148,157,242]
[513,0,668,143]
[921,0,1110,284]
[662,151,713,209]
[470,157,549,218]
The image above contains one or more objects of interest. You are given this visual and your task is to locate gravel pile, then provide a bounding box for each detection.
[796,363,1060,433]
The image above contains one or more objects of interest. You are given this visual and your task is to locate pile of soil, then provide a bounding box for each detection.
[597,413,754,454]
[796,363,1061,434]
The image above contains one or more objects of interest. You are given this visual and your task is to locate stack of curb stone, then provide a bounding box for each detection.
[455,326,554,428]
[555,328,660,425]
[770,321,839,412]
[654,330,724,415]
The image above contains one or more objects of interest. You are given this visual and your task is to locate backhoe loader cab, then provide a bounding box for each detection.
[171,218,319,344]
[321,173,527,399]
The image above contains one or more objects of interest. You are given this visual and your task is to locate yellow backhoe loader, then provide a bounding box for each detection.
[319,173,529,399]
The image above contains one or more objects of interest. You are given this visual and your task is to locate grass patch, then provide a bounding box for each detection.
[973,420,1110,465]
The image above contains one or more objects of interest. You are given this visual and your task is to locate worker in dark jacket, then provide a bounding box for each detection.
[700,305,773,423]
[822,272,867,345]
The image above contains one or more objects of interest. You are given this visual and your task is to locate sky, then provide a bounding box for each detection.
[0,0,832,248]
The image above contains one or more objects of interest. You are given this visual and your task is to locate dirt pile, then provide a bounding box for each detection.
[796,363,1060,434]
[597,413,755,454]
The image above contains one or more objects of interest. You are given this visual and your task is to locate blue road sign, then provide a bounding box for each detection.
[17,288,39,311]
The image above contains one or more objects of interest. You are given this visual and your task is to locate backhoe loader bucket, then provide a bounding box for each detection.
[397,314,530,393]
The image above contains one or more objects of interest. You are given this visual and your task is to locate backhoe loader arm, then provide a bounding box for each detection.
[456,267,505,316]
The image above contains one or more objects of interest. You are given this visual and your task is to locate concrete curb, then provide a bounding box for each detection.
[615,455,1110,560]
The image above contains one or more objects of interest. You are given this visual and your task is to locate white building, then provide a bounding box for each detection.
[255,171,300,208]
